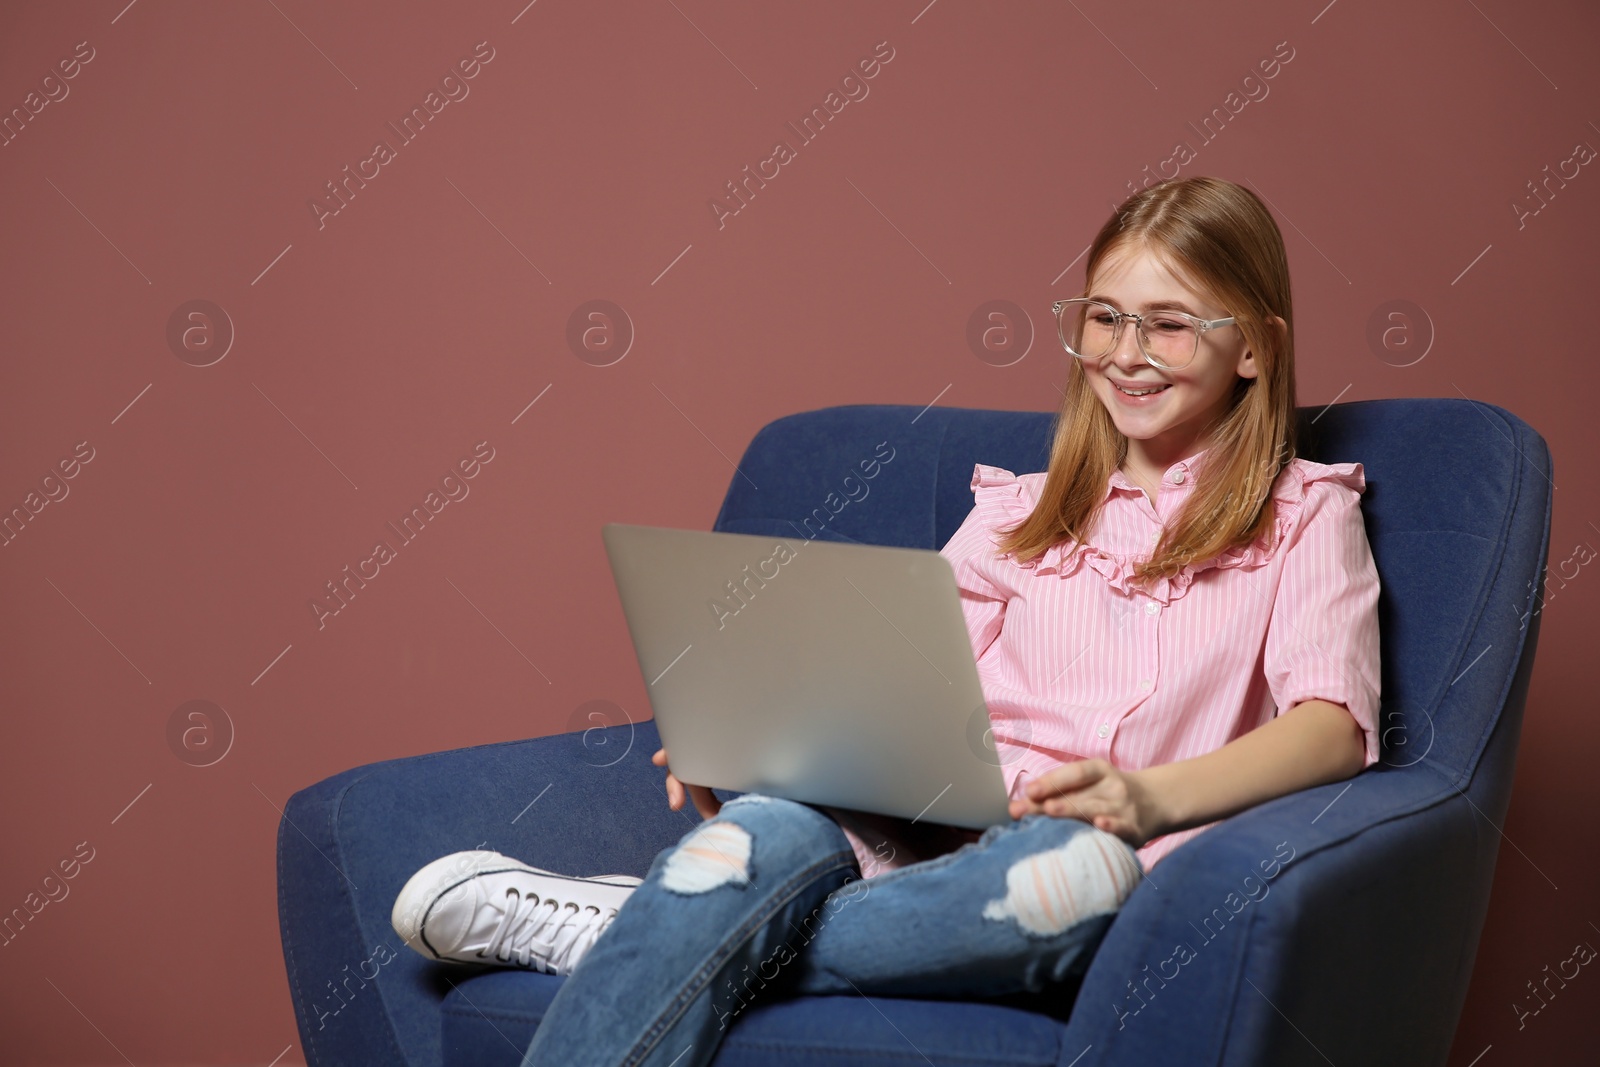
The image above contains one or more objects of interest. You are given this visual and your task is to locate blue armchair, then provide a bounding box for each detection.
[277,397,1551,1066]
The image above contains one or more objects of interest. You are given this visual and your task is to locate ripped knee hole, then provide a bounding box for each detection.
[662,820,753,894]
[982,829,1142,936]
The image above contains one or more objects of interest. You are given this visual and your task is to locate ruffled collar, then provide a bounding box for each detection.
[969,455,1365,606]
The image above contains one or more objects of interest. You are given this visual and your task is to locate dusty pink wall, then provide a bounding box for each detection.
[1,0,1594,1062]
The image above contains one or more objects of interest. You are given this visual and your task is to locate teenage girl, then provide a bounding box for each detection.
[390,175,1382,1067]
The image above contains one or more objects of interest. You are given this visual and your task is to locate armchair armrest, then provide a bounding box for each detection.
[278,721,685,1067]
[1060,764,1505,1067]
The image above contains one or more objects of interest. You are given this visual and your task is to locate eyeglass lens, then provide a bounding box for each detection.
[1060,300,1199,369]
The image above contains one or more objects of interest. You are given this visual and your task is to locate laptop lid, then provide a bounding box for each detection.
[601,522,1013,830]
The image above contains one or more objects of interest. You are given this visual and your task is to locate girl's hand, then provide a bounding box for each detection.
[1008,759,1166,848]
[652,747,722,821]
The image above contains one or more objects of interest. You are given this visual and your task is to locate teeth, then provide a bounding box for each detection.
[1115,383,1168,397]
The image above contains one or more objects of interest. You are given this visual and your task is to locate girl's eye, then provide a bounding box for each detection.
[1149,317,1192,333]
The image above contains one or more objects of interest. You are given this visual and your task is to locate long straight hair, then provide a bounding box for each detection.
[996,177,1298,586]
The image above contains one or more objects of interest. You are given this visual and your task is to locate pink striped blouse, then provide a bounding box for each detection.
[830,444,1382,877]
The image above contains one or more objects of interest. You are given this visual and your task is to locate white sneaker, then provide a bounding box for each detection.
[391,850,642,975]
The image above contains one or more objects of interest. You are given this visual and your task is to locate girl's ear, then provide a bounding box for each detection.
[1236,315,1286,380]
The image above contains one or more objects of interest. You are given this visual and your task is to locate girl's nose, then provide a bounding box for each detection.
[1107,319,1150,370]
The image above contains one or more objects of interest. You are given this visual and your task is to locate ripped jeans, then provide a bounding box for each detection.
[520,794,1145,1067]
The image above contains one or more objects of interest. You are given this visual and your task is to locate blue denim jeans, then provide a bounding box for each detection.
[520,794,1144,1067]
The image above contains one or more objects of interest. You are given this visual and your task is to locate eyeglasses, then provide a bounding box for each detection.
[1052,297,1238,371]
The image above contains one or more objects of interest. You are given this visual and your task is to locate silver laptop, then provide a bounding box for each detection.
[601,522,1013,830]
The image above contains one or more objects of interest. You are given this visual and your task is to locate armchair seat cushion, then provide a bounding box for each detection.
[440,969,1072,1067]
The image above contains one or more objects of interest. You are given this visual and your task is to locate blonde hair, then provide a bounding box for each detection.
[997,176,1297,586]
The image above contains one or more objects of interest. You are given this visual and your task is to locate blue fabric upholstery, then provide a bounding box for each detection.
[277,399,1551,1066]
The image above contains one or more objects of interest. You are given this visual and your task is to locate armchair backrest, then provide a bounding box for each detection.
[714,398,1553,802]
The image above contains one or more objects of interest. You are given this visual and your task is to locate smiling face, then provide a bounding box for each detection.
[1076,242,1267,481]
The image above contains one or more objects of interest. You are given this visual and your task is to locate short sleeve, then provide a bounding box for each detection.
[937,465,1020,663]
[1262,469,1383,768]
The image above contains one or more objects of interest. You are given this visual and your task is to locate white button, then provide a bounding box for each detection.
[1138,679,1152,690]
[1150,530,1160,543]
[1171,469,1186,484]
[1145,602,1159,615]
[1097,723,1110,738]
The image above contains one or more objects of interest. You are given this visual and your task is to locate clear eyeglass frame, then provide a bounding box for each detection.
[1051,297,1239,371]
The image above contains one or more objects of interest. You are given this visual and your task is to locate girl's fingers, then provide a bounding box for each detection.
[1010,797,1046,818]
[1027,770,1074,800]
[1028,759,1108,801]
[1049,798,1122,835]
[654,746,718,818]
[657,749,684,810]
[1047,795,1096,820]
[688,784,721,821]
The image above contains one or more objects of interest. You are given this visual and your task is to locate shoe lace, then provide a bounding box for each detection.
[480,888,615,975]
